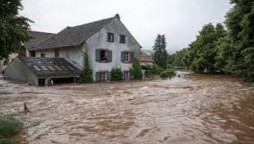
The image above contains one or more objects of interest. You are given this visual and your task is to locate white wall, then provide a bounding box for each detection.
[59,47,84,69]
[35,49,55,57]
[26,47,84,69]
[86,18,141,80]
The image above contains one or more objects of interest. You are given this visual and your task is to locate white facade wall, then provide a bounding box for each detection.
[86,18,141,80]
[26,47,84,69]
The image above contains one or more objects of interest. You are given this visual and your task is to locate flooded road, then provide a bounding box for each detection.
[0,72,254,144]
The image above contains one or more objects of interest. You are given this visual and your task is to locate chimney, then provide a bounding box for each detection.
[115,14,120,20]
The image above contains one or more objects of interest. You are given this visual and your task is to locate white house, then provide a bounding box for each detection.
[4,14,142,85]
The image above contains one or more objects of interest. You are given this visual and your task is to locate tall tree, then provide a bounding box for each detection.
[0,0,31,60]
[185,23,228,73]
[153,34,168,69]
[225,0,254,82]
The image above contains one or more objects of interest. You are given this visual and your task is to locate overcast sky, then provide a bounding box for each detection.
[20,0,232,53]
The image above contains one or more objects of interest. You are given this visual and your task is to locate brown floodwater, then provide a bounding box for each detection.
[0,72,254,144]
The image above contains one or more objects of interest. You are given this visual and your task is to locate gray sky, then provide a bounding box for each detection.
[20,0,232,53]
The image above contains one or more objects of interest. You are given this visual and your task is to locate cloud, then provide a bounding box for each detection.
[20,0,232,53]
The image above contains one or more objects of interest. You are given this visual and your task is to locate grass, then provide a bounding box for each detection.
[0,115,23,144]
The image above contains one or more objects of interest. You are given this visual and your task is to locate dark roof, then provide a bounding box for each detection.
[19,57,80,78]
[27,17,115,50]
[139,52,154,62]
[25,31,55,50]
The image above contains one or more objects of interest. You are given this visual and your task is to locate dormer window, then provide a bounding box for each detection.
[120,35,126,44]
[41,53,45,58]
[107,33,114,42]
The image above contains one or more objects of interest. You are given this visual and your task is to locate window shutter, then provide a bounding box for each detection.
[96,49,100,62]
[96,72,100,82]
[107,71,111,80]
[108,50,112,62]
[131,52,135,62]
[121,51,125,62]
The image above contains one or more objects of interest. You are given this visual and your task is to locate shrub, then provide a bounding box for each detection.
[146,64,163,77]
[0,116,23,137]
[160,68,176,78]
[80,53,93,83]
[0,138,19,144]
[111,67,122,81]
[130,59,143,80]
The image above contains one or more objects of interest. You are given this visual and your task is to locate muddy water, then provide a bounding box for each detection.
[0,72,254,144]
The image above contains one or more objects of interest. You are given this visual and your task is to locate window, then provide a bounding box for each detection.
[123,52,130,62]
[55,49,60,57]
[3,60,8,66]
[96,49,112,63]
[96,71,108,82]
[121,51,134,63]
[100,50,108,62]
[41,53,45,58]
[123,71,130,80]
[120,35,126,44]
[30,51,35,57]
[107,33,114,42]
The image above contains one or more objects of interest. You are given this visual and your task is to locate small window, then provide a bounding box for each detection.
[123,71,130,80]
[41,53,45,58]
[41,66,48,71]
[3,60,8,66]
[55,49,60,57]
[123,52,131,62]
[30,51,35,57]
[120,35,126,44]
[98,72,108,81]
[107,33,114,42]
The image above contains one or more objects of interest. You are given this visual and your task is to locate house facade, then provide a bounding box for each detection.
[4,14,141,85]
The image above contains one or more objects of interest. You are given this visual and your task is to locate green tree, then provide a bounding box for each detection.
[0,0,32,60]
[130,59,142,80]
[153,34,168,69]
[80,53,93,83]
[225,0,254,82]
[170,48,188,68]
[185,23,227,73]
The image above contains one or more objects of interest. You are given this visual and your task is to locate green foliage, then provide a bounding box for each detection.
[224,0,254,82]
[0,116,23,138]
[110,67,122,81]
[153,34,168,69]
[0,0,32,60]
[130,59,142,80]
[168,49,188,69]
[180,0,254,82]
[80,53,93,83]
[146,64,163,77]
[160,68,176,78]
[0,138,20,144]
[185,23,227,73]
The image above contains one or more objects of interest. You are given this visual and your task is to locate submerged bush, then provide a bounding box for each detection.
[0,138,19,144]
[0,116,23,137]
[111,67,122,81]
[160,68,176,78]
